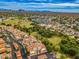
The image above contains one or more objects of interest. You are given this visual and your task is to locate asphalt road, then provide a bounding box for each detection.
[1,30,17,59]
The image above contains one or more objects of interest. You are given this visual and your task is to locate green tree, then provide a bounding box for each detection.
[5,56,9,59]
[75,55,79,59]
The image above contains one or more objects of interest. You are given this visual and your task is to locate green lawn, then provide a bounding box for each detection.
[49,36,62,46]
[0,19,33,28]
[2,19,18,25]
[48,36,72,59]
[20,21,33,28]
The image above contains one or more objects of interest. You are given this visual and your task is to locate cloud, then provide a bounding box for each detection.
[0,2,79,13]
[0,0,76,3]
[1,2,79,6]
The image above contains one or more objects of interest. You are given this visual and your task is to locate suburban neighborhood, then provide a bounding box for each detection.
[0,25,56,59]
[0,11,79,59]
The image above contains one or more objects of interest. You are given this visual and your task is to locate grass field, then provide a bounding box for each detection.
[20,21,33,28]
[48,36,71,59]
[49,36,62,46]
[2,19,18,25]
[0,19,33,28]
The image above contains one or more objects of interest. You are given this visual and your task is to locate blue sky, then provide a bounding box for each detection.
[0,0,79,13]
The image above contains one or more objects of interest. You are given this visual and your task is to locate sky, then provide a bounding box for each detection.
[0,0,79,13]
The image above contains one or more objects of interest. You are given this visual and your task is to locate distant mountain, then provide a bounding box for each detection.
[0,8,12,11]
[0,8,79,14]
